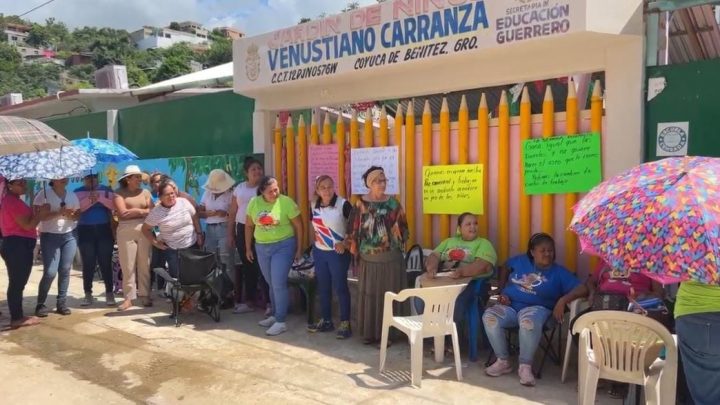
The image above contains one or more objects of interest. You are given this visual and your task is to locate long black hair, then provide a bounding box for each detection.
[256,176,277,196]
[526,232,556,262]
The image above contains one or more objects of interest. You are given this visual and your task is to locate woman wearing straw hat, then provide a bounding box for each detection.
[113,165,154,311]
[346,166,408,345]
[198,169,235,270]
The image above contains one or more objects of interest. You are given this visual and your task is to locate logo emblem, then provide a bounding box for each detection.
[245,43,260,82]
[658,125,688,153]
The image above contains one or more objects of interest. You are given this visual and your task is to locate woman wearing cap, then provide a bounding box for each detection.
[142,179,203,280]
[346,166,408,345]
[198,169,234,269]
[1,179,50,328]
[114,165,154,311]
[75,172,116,307]
[33,177,81,317]
[227,156,266,314]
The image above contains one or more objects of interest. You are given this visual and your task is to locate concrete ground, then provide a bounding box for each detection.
[0,264,617,404]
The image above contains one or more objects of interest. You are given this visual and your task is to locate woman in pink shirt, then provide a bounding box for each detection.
[0,179,49,329]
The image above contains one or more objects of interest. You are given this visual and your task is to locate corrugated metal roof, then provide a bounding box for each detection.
[668,4,720,63]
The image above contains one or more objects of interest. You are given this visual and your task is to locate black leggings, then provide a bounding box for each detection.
[234,223,269,305]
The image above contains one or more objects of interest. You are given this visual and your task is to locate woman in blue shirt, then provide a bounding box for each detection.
[483,233,587,386]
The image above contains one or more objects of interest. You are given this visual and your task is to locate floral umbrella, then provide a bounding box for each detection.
[71,137,138,163]
[570,156,720,285]
[0,146,97,180]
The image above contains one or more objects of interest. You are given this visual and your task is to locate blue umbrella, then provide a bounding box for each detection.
[71,137,138,163]
[0,146,97,180]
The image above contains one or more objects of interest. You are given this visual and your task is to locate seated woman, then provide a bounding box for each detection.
[587,261,664,308]
[422,212,497,323]
[483,233,587,387]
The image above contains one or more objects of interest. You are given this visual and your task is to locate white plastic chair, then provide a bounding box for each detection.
[572,311,678,405]
[406,247,434,316]
[561,298,590,382]
[379,284,465,388]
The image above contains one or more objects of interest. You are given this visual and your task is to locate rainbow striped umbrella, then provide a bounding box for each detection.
[570,156,720,285]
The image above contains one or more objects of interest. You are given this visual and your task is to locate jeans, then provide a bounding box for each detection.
[255,237,296,323]
[676,312,720,405]
[483,304,552,365]
[204,222,231,269]
[77,224,114,294]
[312,247,351,322]
[234,223,261,305]
[38,231,78,307]
[0,236,36,321]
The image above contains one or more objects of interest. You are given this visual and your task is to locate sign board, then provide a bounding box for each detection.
[307,143,339,195]
[523,133,602,195]
[422,164,484,215]
[656,122,689,157]
[350,146,399,195]
[235,0,584,91]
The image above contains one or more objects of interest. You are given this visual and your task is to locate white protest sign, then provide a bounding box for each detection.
[350,146,399,195]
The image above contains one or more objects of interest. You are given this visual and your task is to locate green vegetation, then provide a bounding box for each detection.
[0,14,234,100]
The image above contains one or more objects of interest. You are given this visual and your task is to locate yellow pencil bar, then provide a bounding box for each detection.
[439,96,451,240]
[350,110,360,204]
[322,112,332,145]
[589,80,603,273]
[297,114,309,248]
[404,101,416,246]
[422,100,433,248]
[565,79,579,272]
[286,115,296,200]
[379,105,389,147]
[336,114,347,197]
[458,95,469,164]
[477,93,489,236]
[541,85,555,236]
[273,115,282,180]
[363,108,374,148]
[519,86,532,249]
[498,91,510,262]
[310,110,319,145]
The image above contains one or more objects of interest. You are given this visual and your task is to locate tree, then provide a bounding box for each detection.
[299,17,312,24]
[153,44,194,83]
[204,37,232,67]
[126,63,150,87]
[169,21,181,30]
[67,64,96,83]
[0,42,21,72]
[342,1,360,12]
[26,24,50,48]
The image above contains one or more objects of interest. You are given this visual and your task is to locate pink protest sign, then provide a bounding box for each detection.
[308,144,339,198]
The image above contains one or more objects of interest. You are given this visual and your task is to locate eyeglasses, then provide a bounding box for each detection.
[373,178,388,184]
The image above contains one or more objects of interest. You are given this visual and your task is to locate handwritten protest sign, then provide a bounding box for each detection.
[523,133,602,195]
[422,164,484,214]
[308,144,339,196]
[350,146,399,195]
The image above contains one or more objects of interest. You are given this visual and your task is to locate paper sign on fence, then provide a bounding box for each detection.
[308,144,339,196]
[523,133,602,195]
[350,146,399,195]
[422,164,484,214]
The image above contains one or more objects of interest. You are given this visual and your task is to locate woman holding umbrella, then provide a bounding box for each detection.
[0,179,49,328]
[33,177,81,317]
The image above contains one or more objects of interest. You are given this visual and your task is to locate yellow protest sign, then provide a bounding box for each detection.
[422,164,483,215]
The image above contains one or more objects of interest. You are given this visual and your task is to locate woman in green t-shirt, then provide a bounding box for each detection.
[421,212,496,323]
[244,176,303,337]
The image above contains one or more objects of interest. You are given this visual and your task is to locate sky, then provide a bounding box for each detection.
[0,0,379,36]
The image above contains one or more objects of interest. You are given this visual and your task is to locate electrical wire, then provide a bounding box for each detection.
[18,0,59,17]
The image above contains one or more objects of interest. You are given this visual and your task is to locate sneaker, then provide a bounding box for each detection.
[307,319,334,333]
[258,316,276,327]
[35,304,49,318]
[266,322,287,336]
[105,292,116,307]
[233,303,254,314]
[485,358,513,377]
[56,305,72,316]
[518,364,536,386]
[336,321,352,339]
[80,293,93,307]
